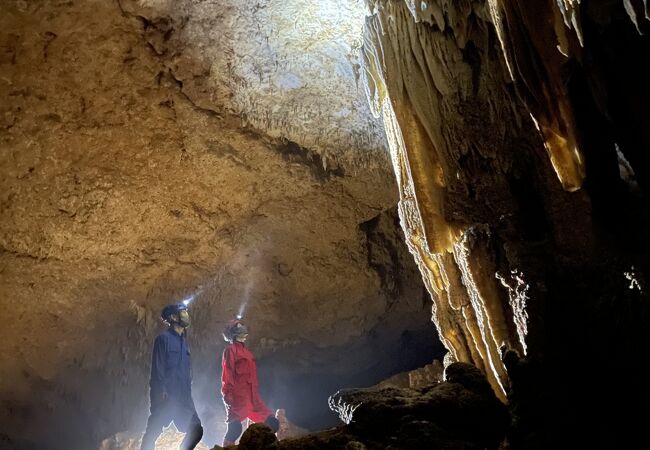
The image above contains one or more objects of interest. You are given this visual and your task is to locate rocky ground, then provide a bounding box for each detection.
[97,362,505,450]
[215,362,508,450]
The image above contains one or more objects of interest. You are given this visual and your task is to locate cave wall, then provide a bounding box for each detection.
[0,1,442,448]
[362,0,650,447]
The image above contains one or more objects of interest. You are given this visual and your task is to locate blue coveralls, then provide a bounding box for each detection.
[140,328,202,450]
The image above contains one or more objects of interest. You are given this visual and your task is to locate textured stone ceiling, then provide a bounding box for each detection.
[119,0,387,164]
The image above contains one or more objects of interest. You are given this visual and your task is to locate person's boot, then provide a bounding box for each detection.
[180,423,203,450]
[222,420,243,446]
[140,431,158,450]
[140,420,162,450]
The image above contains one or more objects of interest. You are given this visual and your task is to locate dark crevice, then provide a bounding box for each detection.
[359,212,401,301]
[275,139,345,181]
[462,40,482,96]
[507,173,550,242]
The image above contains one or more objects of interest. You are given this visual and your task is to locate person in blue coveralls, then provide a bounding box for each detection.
[140,303,203,450]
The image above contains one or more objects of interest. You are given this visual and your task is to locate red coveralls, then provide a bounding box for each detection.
[221,341,272,423]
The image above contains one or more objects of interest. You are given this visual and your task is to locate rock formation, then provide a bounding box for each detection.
[362,0,650,447]
[209,362,508,450]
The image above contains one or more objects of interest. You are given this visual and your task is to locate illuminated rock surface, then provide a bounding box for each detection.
[362,0,546,400]
[99,426,212,450]
[115,0,386,167]
[363,0,650,448]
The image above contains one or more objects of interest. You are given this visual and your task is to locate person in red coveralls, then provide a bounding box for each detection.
[220,318,279,446]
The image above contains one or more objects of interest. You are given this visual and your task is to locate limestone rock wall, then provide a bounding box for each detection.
[0,1,441,448]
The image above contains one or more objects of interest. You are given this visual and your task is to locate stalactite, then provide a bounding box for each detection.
[361,0,540,400]
[486,0,649,192]
[453,228,515,397]
[486,0,586,192]
[496,269,529,355]
[363,4,650,433]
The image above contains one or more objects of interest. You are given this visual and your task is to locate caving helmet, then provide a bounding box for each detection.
[161,302,189,326]
[223,319,249,343]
